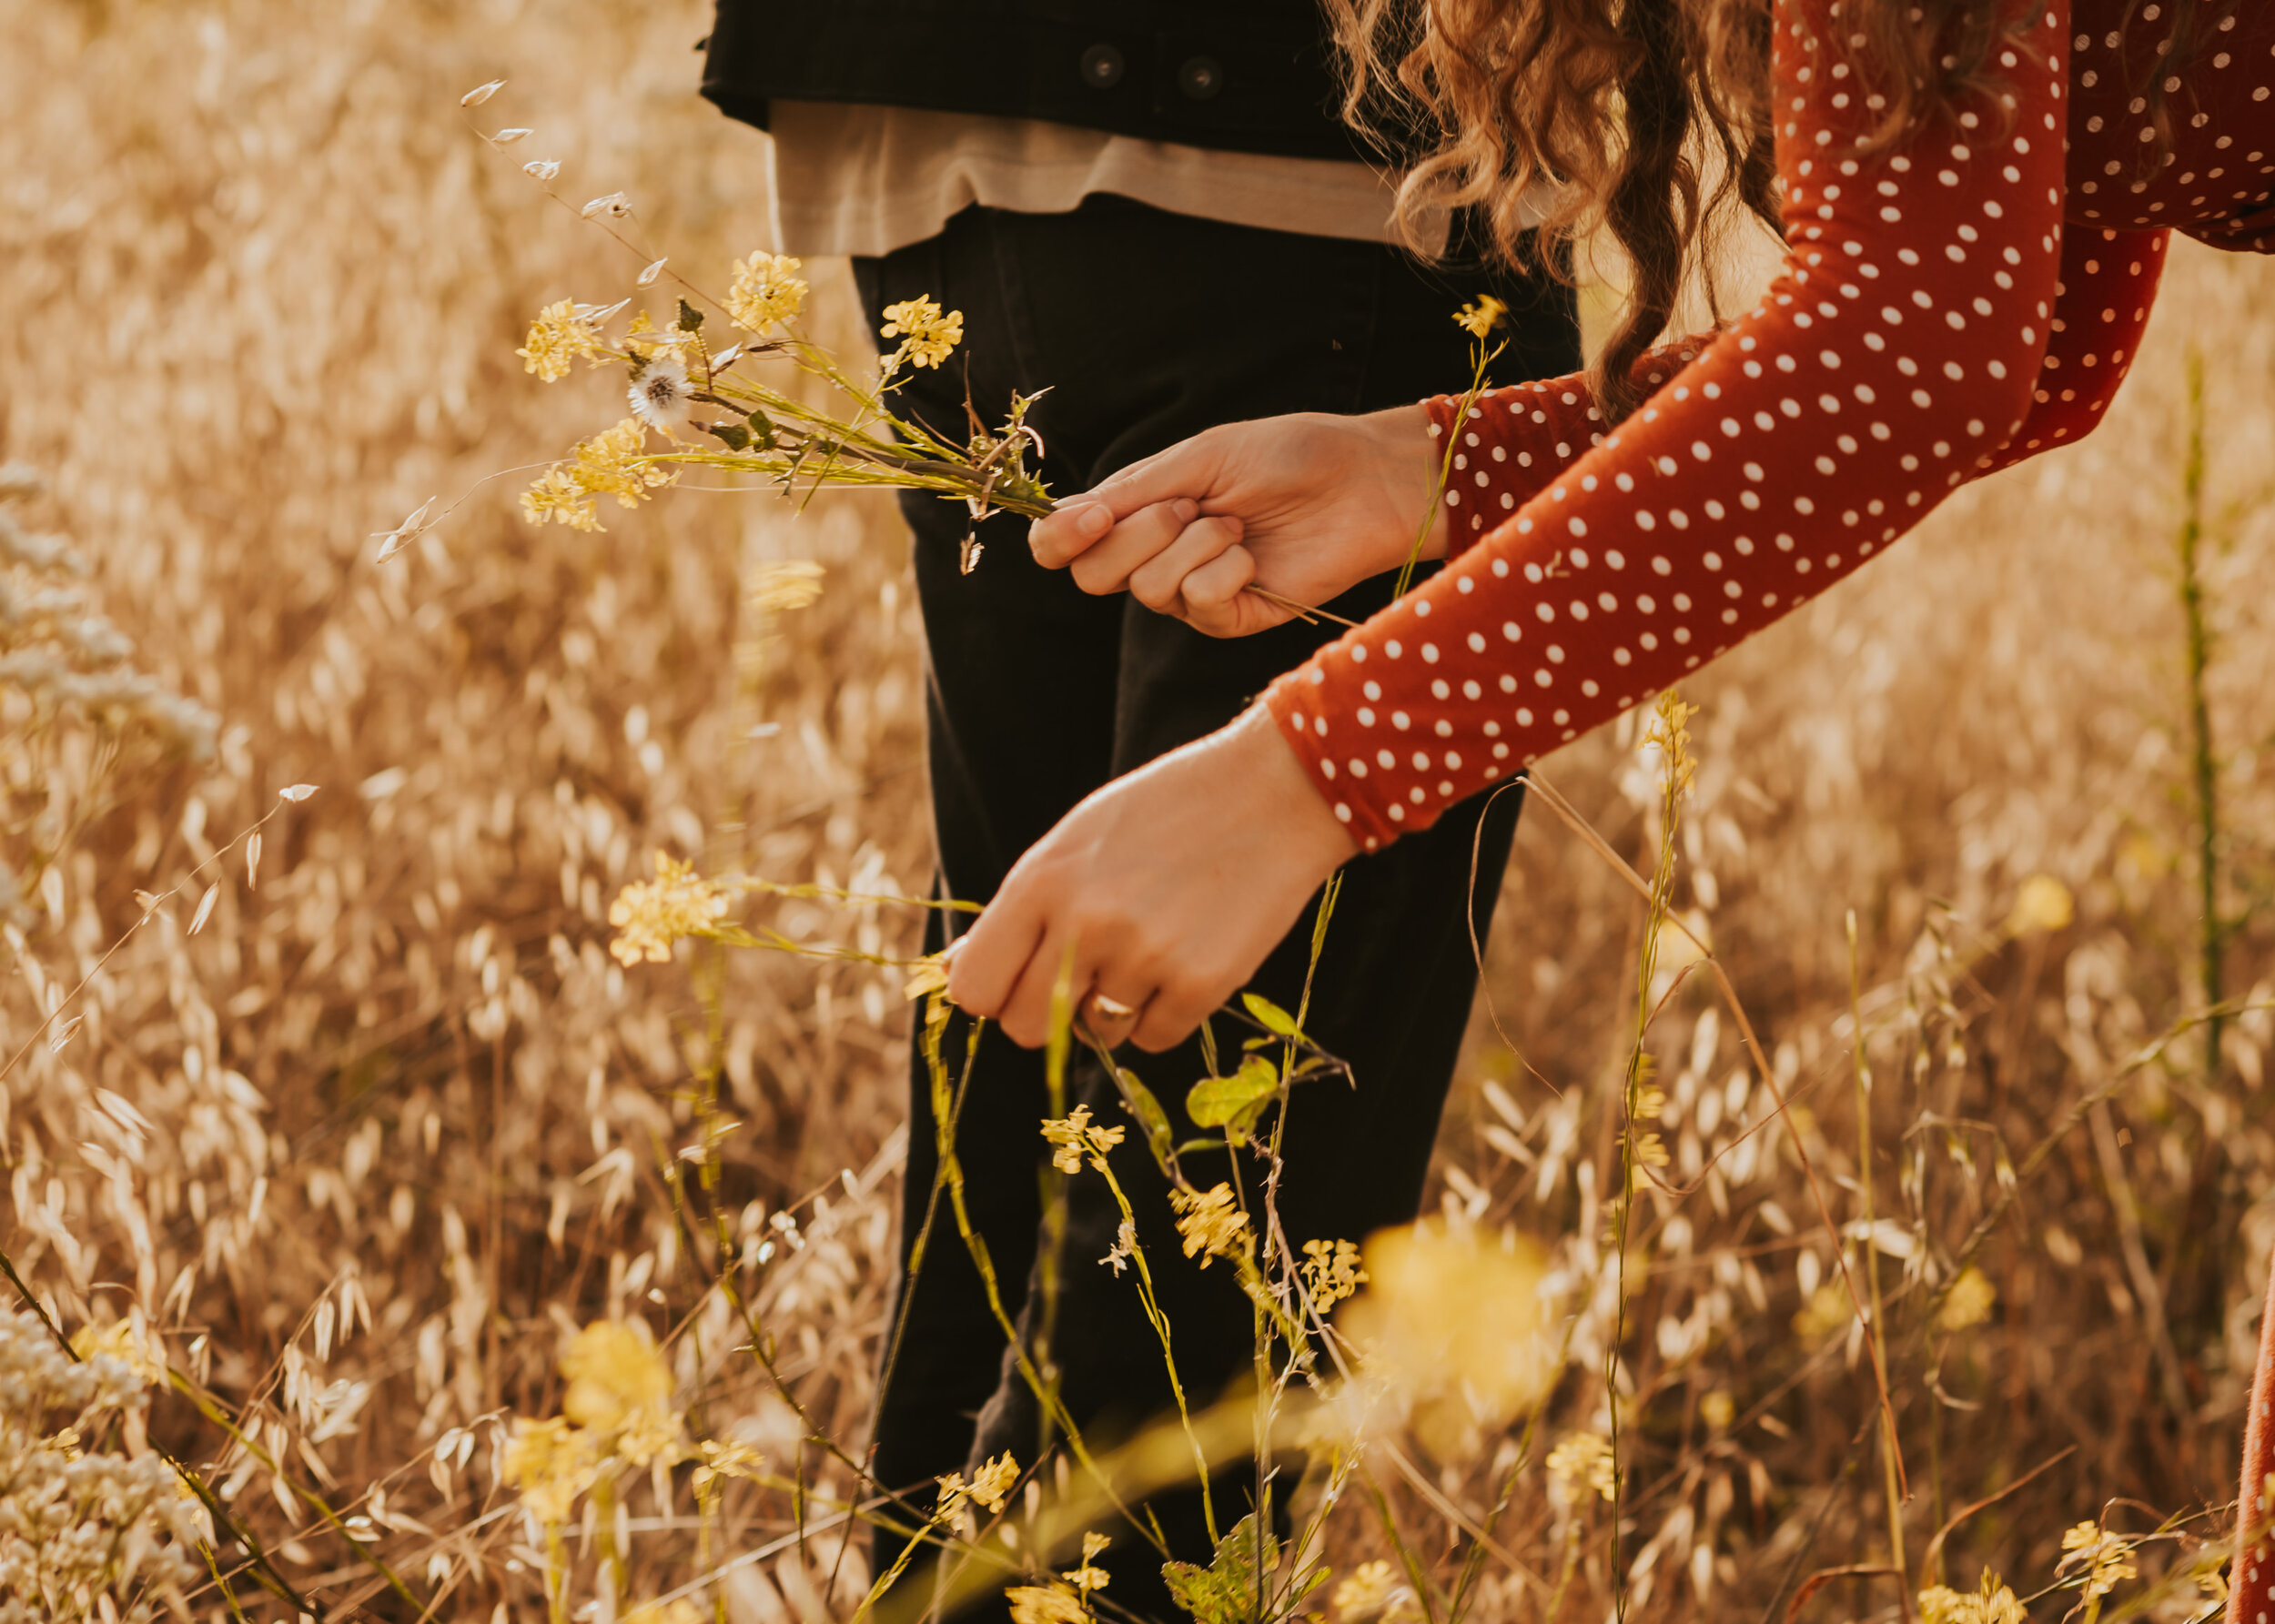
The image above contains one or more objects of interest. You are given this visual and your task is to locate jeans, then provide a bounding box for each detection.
[852,194,1580,1622]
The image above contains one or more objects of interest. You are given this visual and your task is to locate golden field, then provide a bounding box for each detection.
[4,2,2274,1620]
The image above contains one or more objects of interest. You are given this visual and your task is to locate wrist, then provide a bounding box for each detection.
[1226,704,1361,870]
[1359,402,1451,565]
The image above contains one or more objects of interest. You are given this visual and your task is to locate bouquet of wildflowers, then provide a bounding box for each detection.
[512,252,1047,572]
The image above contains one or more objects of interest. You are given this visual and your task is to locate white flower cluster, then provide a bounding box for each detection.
[0,1307,201,1623]
[0,464,218,759]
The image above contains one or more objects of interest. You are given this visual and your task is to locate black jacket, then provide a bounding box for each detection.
[700,1,1372,164]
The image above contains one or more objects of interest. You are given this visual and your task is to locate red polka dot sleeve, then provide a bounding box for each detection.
[2235,1253,2275,1624]
[1258,0,2193,854]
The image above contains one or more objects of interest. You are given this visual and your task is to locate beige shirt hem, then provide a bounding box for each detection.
[763,100,1450,258]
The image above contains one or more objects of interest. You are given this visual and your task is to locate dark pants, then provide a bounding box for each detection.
[854,196,1578,1622]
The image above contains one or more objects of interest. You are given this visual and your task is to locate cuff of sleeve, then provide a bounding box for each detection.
[1261,665,1402,857]
[1423,394,1486,561]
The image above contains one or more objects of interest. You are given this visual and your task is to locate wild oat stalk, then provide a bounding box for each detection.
[1606,691,1695,1619]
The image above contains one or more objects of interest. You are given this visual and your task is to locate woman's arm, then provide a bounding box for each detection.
[947,0,2166,1053]
[1263,0,2073,852]
[1977,224,2169,475]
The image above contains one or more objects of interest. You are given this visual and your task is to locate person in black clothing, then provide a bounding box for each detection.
[700,8,1582,1619]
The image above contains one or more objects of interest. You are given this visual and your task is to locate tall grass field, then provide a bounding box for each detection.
[4,3,2274,1621]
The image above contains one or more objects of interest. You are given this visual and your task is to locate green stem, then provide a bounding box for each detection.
[2177,347,2222,1078]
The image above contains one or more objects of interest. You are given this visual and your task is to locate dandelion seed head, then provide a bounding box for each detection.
[627,357,693,430]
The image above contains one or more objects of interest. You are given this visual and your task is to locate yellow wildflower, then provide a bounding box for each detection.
[1006,1583,1089,1624]
[880,295,964,371]
[726,251,809,334]
[2006,873,2075,936]
[2060,1522,2138,1600]
[1936,1266,1997,1332]
[70,1316,166,1388]
[966,1450,1019,1514]
[692,1437,763,1498]
[1645,690,1698,800]
[1334,1559,1413,1622]
[609,853,733,966]
[570,417,675,510]
[1546,1432,1617,1503]
[1041,1105,1125,1175]
[1300,1238,1369,1308]
[561,1318,681,1466]
[938,1449,1019,1530]
[502,1415,600,1526]
[1918,1584,1967,1624]
[1340,1220,1554,1457]
[1699,1389,1735,1431]
[1630,1130,1671,1171]
[1792,1281,1850,1346]
[517,298,602,381]
[1169,1183,1252,1268]
[1920,1571,2026,1624]
[520,466,601,532]
[1454,296,1506,338]
[1062,1531,1112,1599]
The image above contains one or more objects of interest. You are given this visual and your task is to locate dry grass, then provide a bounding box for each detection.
[3,2,2274,1620]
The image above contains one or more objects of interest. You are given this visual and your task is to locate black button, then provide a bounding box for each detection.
[1079,43,1126,89]
[1177,55,1223,100]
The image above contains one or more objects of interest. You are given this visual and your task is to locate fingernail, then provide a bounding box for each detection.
[1077,504,1111,538]
[1172,498,1198,524]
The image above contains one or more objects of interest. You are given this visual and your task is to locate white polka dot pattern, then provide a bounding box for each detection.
[1260,0,2274,856]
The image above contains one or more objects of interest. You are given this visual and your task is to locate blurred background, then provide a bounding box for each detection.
[4,1,2274,1619]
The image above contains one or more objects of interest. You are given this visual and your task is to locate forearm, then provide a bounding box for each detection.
[1268,0,2070,852]
[1428,336,1723,556]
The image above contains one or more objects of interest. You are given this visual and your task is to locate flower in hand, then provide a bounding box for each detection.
[1025,404,1448,637]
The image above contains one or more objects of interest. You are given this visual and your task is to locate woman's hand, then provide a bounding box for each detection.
[945,705,1360,1052]
[1027,405,1450,637]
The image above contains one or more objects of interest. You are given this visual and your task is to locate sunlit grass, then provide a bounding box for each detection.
[2,1,2273,1619]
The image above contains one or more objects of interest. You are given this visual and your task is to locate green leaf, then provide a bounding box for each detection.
[677,297,705,331]
[1116,1069,1178,1169]
[1287,1563,1332,1608]
[1186,1054,1278,1134]
[1241,992,1301,1040]
[1162,1515,1280,1624]
[707,421,751,451]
